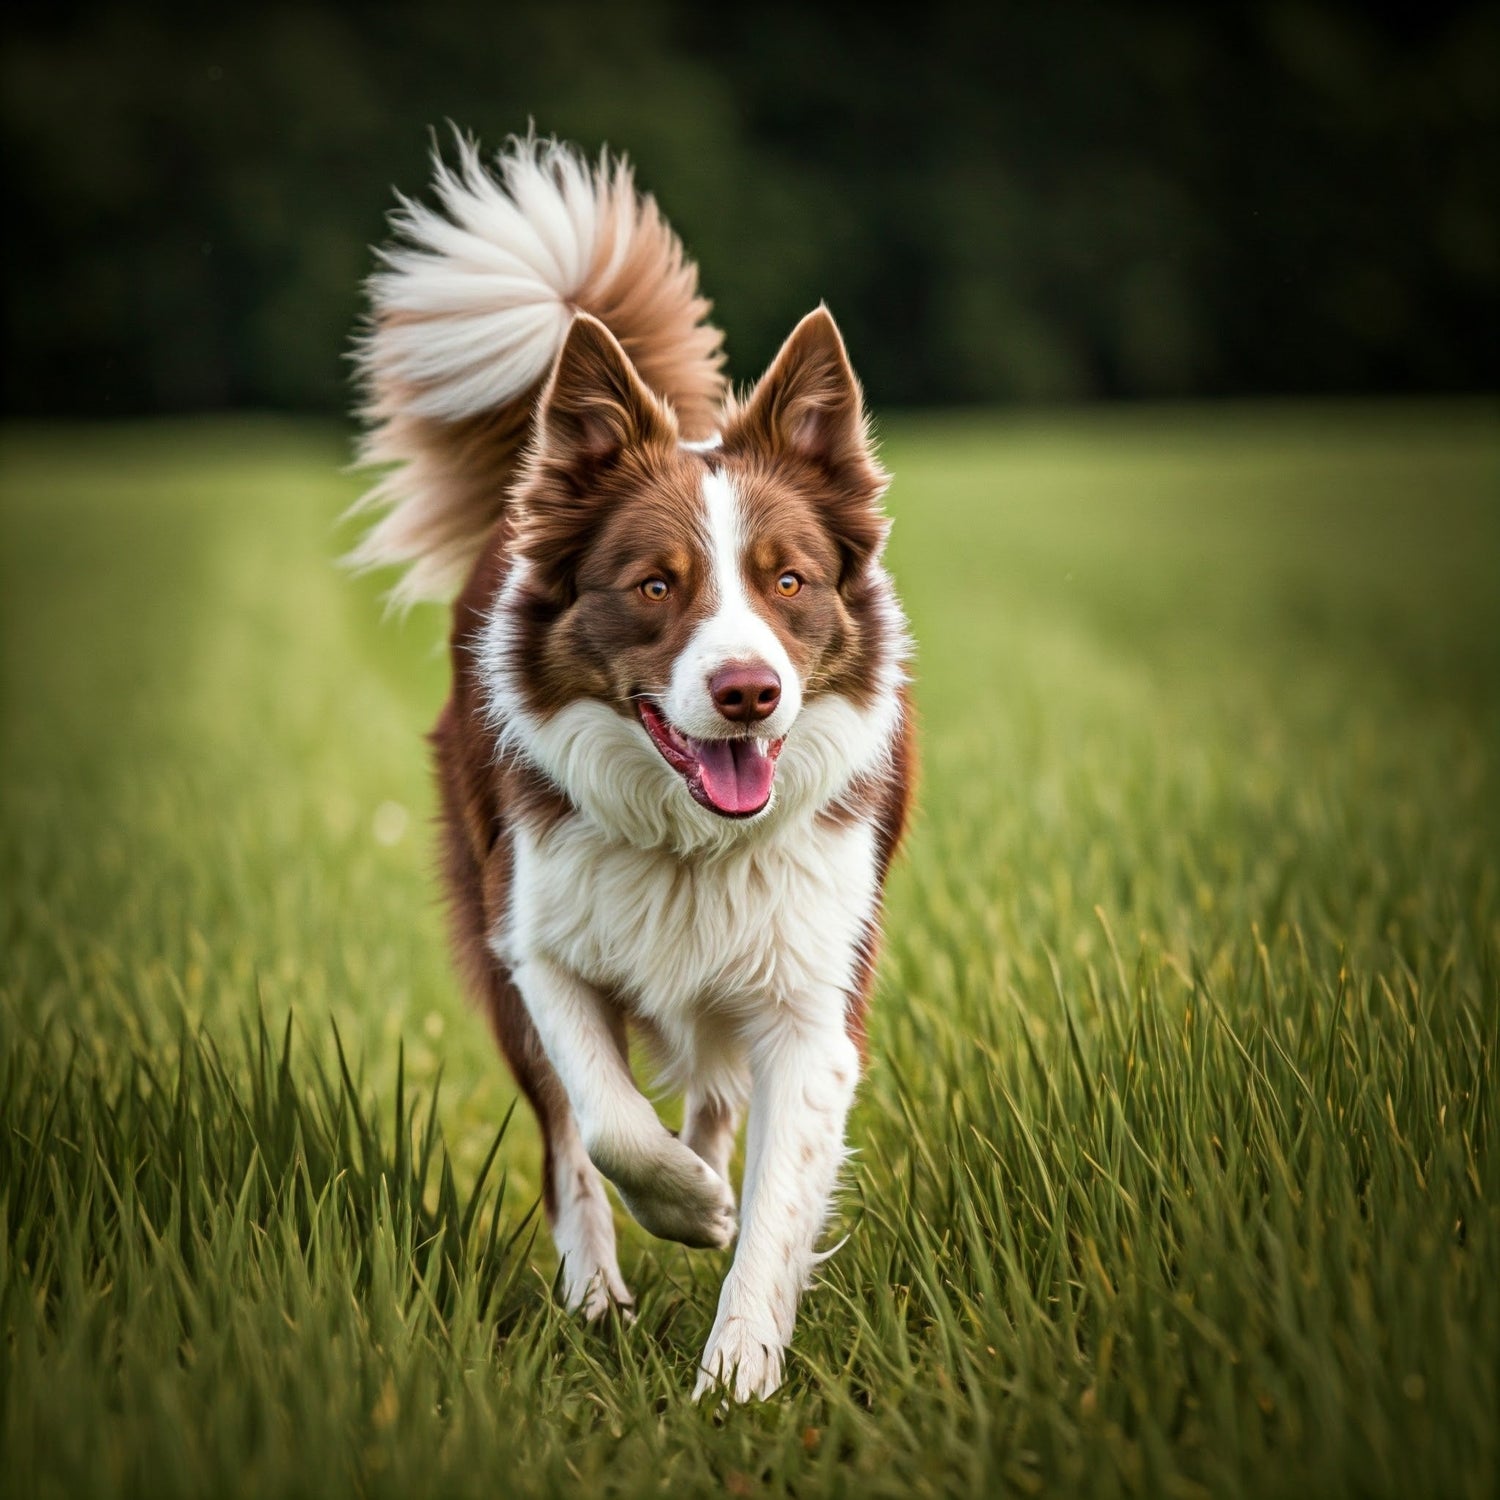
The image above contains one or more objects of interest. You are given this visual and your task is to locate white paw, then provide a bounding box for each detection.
[564,1264,635,1323]
[692,1318,785,1403]
[608,1137,738,1250]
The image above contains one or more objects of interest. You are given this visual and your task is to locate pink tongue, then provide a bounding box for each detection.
[695,739,776,815]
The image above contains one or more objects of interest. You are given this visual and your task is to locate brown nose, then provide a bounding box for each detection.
[710,663,782,723]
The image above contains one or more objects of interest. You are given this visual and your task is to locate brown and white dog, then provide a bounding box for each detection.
[352,136,913,1401]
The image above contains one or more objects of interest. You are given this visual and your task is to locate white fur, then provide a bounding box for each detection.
[662,471,802,742]
[682,1087,740,1182]
[510,952,738,1250]
[366,136,602,423]
[500,819,879,1074]
[479,468,910,1399]
[548,1113,632,1319]
[501,812,876,1399]
[695,1018,860,1401]
[351,136,624,605]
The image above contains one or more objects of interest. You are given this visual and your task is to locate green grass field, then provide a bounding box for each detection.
[2,403,1497,1498]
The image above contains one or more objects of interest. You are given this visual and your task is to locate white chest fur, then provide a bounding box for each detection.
[501,811,878,1041]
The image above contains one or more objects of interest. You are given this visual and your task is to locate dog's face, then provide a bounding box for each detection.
[488,309,902,841]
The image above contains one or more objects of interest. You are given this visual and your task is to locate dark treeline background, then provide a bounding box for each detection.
[3,0,1496,415]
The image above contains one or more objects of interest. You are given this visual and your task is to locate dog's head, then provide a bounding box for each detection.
[485,308,906,848]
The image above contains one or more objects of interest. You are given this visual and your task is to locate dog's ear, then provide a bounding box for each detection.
[519,315,676,600]
[535,312,675,474]
[725,306,890,575]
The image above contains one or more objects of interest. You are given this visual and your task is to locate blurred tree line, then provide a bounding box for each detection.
[2,0,1495,414]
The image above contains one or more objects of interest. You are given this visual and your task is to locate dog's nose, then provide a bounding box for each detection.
[709,663,781,723]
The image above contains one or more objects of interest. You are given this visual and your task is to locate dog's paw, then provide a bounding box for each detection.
[612,1137,737,1250]
[692,1317,785,1403]
[556,1190,634,1320]
[565,1264,635,1324]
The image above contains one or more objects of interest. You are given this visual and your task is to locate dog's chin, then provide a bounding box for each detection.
[636,700,785,820]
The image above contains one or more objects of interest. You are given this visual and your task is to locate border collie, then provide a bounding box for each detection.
[352,135,913,1401]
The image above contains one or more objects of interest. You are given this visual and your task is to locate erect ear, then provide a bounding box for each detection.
[518,315,676,603]
[724,306,890,574]
[535,312,675,476]
[726,307,884,481]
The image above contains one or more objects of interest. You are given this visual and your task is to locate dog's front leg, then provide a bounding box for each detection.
[513,955,737,1250]
[694,1009,860,1402]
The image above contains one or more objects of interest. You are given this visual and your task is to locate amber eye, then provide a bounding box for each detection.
[775,572,802,598]
[639,577,670,602]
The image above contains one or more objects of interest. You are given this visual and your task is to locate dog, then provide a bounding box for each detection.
[351,135,913,1401]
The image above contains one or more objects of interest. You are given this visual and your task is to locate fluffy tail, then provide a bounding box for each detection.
[350,134,726,605]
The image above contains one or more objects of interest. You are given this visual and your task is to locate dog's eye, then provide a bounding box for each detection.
[639,577,671,602]
[775,572,802,598]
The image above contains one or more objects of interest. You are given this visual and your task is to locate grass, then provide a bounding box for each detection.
[2,401,1497,1498]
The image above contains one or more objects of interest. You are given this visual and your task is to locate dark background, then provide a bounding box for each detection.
[3,0,1496,416]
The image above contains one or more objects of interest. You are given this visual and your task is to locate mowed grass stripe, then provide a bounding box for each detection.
[1,404,1496,1498]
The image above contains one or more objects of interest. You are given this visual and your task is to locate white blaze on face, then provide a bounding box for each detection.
[662,469,802,741]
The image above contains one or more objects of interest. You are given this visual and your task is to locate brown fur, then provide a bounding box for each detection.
[432,519,619,1220]
[720,308,891,584]
[834,687,918,1055]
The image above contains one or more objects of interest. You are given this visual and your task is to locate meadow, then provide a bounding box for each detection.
[2,402,1496,1498]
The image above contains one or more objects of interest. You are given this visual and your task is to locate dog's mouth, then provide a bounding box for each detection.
[637,700,784,819]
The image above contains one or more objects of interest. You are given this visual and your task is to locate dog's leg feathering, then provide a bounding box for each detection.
[694,1012,859,1402]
